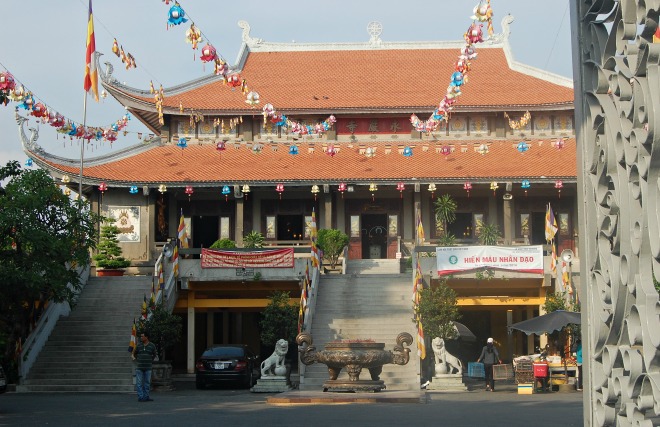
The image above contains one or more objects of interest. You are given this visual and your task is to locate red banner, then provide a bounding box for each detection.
[201,248,294,268]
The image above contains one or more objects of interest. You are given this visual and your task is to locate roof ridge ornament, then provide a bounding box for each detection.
[487,14,513,44]
[16,112,42,153]
[238,21,263,46]
[367,21,383,47]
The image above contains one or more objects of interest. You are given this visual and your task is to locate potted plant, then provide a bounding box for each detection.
[476,222,501,246]
[137,301,183,390]
[317,228,349,270]
[434,194,457,246]
[209,238,237,249]
[243,231,265,248]
[93,221,130,276]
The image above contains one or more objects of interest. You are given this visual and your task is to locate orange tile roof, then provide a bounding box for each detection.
[125,48,573,112]
[38,138,576,185]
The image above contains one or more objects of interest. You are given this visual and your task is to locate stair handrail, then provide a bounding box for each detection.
[340,245,348,275]
[153,240,178,312]
[297,263,321,386]
[19,263,91,381]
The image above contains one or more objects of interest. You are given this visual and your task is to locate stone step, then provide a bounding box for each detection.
[22,378,133,386]
[17,384,135,393]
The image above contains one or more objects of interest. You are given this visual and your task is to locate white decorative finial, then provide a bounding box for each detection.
[367,21,383,47]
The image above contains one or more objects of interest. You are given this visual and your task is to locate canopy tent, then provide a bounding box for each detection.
[508,310,581,335]
[453,321,476,341]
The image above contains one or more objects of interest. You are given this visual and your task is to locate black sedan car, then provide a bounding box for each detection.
[195,344,259,389]
[0,365,7,394]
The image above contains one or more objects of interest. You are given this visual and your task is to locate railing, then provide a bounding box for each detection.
[19,263,91,381]
[341,246,348,275]
[154,240,178,312]
[296,261,321,386]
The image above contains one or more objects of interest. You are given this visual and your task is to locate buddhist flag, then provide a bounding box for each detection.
[141,295,148,320]
[550,241,558,275]
[83,0,99,101]
[545,203,558,243]
[416,208,425,245]
[310,209,320,268]
[128,319,137,353]
[172,243,179,278]
[177,210,189,249]
[413,259,426,359]
[562,261,572,294]
[654,26,660,43]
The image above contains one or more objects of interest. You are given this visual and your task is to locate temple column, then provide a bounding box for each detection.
[235,197,244,247]
[206,311,214,348]
[323,188,332,229]
[503,193,513,245]
[187,291,195,373]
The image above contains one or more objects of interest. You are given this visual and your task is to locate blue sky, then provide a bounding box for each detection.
[0,0,572,167]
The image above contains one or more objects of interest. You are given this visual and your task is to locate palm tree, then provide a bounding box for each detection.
[434,194,457,241]
[477,222,501,245]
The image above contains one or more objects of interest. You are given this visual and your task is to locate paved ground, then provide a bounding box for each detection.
[0,379,584,427]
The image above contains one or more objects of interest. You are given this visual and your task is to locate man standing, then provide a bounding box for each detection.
[476,337,502,392]
[132,331,157,402]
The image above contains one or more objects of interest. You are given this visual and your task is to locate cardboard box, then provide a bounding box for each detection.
[518,383,534,395]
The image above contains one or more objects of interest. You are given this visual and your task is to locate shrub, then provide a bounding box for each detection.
[243,231,264,248]
[317,229,349,268]
[209,238,236,249]
[93,221,130,269]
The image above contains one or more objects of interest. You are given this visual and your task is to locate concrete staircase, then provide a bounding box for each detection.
[300,272,419,392]
[19,276,152,392]
[345,259,402,275]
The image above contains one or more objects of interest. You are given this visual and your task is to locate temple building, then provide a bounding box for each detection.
[20,17,577,370]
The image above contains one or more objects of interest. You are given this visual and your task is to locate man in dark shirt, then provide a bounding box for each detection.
[132,331,157,402]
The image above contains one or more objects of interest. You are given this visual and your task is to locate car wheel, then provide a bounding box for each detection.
[244,370,253,389]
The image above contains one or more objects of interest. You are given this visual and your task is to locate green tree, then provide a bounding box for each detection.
[477,222,501,245]
[434,194,457,245]
[243,231,265,248]
[543,291,569,313]
[137,301,182,361]
[259,291,298,348]
[0,162,99,375]
[93,222,130,269]
[415,279,461,341]
[317,228,349,269]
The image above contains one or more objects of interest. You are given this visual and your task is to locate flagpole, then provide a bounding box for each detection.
[79,93,87,202]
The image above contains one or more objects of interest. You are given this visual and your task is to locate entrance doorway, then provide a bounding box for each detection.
[530,212,547,245]
[361,214,387,259]
[277,215,304,241]
[193,215,219,249]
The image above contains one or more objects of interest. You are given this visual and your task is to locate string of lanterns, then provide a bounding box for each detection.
[409,0,494,134]
[504,111,531,130]
[160,1,338,138]
[0,69,134,144]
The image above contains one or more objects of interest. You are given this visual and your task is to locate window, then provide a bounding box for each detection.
[448,213,475,239]
[220,217,230,239]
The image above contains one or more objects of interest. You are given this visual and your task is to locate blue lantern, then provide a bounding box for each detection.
[221,185,231,201]
[403,146,413,157]
[177,137,188,149]
[25,158,33,167]
[168,5,188,26]
[289,144,299,155]
[521,179,530,196]
[129,185,138,194]
[517,141,529,153]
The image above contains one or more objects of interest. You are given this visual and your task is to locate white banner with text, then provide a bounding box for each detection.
[436,245,544,276]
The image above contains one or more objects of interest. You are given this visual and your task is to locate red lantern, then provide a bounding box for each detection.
[464,181,472,197]
[185,185,194,201]
[397,182,405,198]
[440,145,451,157]
[225,73,242,88]
[98,182,108,193]
[200,44,217,63]
[276,183,284,199]
[0,72,15,91]
[326,144,337,157]
[216,140,226,151]
[555,180,563,198]
[338,182,347,198]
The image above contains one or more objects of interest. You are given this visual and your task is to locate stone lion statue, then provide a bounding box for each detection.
[431,337,463,375]
[261,339,288,377]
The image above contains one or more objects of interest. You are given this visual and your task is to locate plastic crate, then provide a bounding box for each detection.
[468,362,485,378]
[493,363,513,380]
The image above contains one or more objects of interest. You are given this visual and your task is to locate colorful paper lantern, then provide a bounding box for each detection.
[185,185,194,200]
[251,143,263,154]
[369,183,378,201]
[0,71,16,91]
[555,180,563,198]
[440,146,451,157]
[61,175,70,184]
[464,181,472,197]
[338,182,347,198]
[200,44,217,62]
[167,4,188,26]
[289,144,299,155]
[158,184,167,193]
[245,91,260,107]
[403,146,413,157]
[553,138,565,150]
[216,140,226,151]
[221,185,231,201]
[241,184,250,200]
[521,179,530,196]
[365,147,376,158]
[311,185,320,200]
[129,185,139,194]
[397,182,405,198]
[25,158,33,167]
[63,187,71,196]
[517,141,529,153]
[326,144,337,157]
[98,182,108,193]
[490,181,498,196]
[177,137,188,149]
[276,183,284,199]
[428,183,437,199]
[477,143,489,155]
